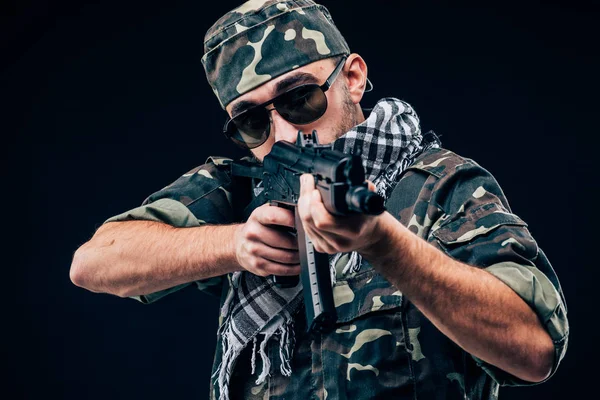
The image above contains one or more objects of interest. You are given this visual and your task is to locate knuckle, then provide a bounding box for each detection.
[253,205,270,223]
[313,217,328,230]
[313,219,324,230]
[246,225,261,240]
[263,213,275,225]
[299,211,311,224]
[242,226,253,240]
[247,257,258,270]
[285,251,298,264]
[251,259,268,276]
[245,242,257,256]
[256,258,267,270]
[256,263,270,276]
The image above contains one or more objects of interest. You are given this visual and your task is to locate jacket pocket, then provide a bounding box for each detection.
[323,268,413,399]
[428,202,538,268]
[431,202,528,246]
[333,267,403,323]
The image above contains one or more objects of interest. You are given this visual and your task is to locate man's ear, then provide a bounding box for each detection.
[344,54,369,104]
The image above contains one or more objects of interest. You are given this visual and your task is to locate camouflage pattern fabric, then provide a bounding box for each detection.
[105,148,569,399]
[105,156,238,302]
[202,0,350,108]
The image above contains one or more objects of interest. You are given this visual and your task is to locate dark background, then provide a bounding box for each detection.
[4,0,598,398]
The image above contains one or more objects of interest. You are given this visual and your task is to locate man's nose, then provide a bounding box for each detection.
[270,111,299,144]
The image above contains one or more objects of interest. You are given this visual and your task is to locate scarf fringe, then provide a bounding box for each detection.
[255,330,274,385]
[213,322,240,400]
[215,304,298,398]
[343,251,363,276]
[330,252,364,284]
[278,318,295,376]
[250,336,257,375]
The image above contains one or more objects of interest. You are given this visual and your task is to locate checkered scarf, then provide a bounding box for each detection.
[213,97,435,400]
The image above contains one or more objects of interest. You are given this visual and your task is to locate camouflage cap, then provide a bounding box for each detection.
[202,0,351,109]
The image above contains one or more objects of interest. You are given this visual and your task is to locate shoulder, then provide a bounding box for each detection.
[400,147,512,216]
[165,156,234,192]
[141,156,236,219]
[104,156,237,227]
[407,147,481,179]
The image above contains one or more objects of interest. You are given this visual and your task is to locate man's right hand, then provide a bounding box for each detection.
[234,203,301,277]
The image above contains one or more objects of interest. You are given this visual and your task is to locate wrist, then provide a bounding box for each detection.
[230,223,244,272]
[197,223,244,275]
[358,212,397,260]
[358,212,417,280]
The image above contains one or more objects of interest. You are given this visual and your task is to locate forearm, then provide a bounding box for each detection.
[361,212,554,383]
[70,220,241,297]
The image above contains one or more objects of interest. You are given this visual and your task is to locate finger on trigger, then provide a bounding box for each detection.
[300,173,315,197]
[310,193,335,231]
[311,188,323,204]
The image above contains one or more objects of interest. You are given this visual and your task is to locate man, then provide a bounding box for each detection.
[70,1,569,399]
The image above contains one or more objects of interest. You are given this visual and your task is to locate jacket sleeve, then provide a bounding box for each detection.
[103,158,237,303]
[427,156,569,386]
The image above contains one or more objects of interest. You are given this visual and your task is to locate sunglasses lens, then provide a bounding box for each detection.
[225,84,328,149]
[276,85,327,125]
[228,110,270,149]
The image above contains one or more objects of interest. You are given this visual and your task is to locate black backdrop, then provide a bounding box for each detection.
[5,0,598,398]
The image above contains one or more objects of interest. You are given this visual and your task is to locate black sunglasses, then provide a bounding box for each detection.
[223,56,348,149]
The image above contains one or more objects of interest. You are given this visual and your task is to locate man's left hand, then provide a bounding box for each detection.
[297,173,383,254]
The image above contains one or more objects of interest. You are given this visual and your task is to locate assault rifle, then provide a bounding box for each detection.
[229,130,385,333]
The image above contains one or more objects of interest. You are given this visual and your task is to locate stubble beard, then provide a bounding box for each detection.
[333,84,359,141]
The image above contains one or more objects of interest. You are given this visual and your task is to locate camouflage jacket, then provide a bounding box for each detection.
[106,147,569,400]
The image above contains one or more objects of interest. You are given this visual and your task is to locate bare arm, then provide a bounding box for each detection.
[70,221,240,297]
[361,212,555,383]
[70,204,301,298]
